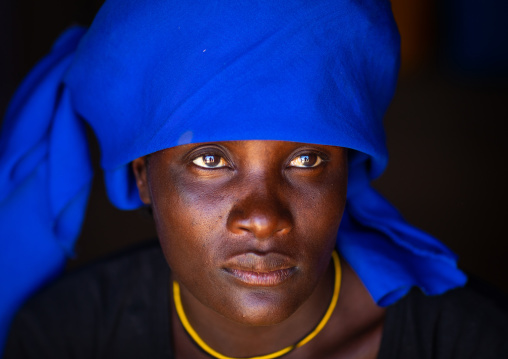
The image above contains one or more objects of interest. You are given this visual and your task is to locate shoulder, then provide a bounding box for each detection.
[4,240,171,359]
[17,240,168,318]
[379,276,508,359]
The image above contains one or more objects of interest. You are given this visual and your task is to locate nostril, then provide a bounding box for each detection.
[276,226,291,236]
[227,208,292,239]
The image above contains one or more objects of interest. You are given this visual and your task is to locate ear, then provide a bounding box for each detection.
[132,157,152,205]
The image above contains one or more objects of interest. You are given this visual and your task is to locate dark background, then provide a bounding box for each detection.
[1,1,507,293]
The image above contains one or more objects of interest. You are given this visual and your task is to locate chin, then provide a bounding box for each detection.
[222,288,303,327]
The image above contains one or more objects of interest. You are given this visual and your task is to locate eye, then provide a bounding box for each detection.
[289,153,323,168]
[192,154,229,168]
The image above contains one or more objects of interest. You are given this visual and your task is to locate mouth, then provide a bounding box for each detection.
[222,252,297,286]
[224,267,296,286]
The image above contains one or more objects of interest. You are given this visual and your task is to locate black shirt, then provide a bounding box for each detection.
[4,241,508,358]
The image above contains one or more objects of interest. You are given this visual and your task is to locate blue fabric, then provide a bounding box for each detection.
[0,27,91,351]
[0,0,467,351]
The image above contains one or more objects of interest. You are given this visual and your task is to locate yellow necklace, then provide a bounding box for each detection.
[173,250,341,359]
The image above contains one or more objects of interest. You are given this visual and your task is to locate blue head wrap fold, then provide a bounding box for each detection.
[0,0,466,349]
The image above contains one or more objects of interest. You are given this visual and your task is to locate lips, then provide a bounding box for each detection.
[225,267,296,286]
[222,252,297,286]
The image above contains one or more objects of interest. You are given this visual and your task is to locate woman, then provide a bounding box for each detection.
[1,0,507,357]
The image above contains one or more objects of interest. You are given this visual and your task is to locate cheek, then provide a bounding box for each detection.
[289,173,347,244]
[150,173,232,275]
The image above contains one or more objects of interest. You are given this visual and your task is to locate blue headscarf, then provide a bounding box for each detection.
[0,0,466,350]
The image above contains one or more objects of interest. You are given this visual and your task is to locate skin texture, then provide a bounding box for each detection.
[133,140,384,358]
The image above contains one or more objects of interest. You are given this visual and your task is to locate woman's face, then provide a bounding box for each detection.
[133,140,347,326]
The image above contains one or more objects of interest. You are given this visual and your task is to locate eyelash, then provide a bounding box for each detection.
[192,154,230,169]
[288,153,324,168]
[190,150,327,170]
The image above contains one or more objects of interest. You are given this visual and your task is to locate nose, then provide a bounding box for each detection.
[226,191,293,240]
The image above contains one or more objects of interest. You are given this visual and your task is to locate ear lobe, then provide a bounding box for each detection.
[132,157,152,205]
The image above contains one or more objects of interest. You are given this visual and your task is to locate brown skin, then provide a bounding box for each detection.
[132,140,385,358]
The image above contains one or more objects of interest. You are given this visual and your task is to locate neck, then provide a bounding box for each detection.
[172,258,336,358]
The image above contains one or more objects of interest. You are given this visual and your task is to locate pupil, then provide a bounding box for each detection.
[203,155,220,167]
[300,154,316,166]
